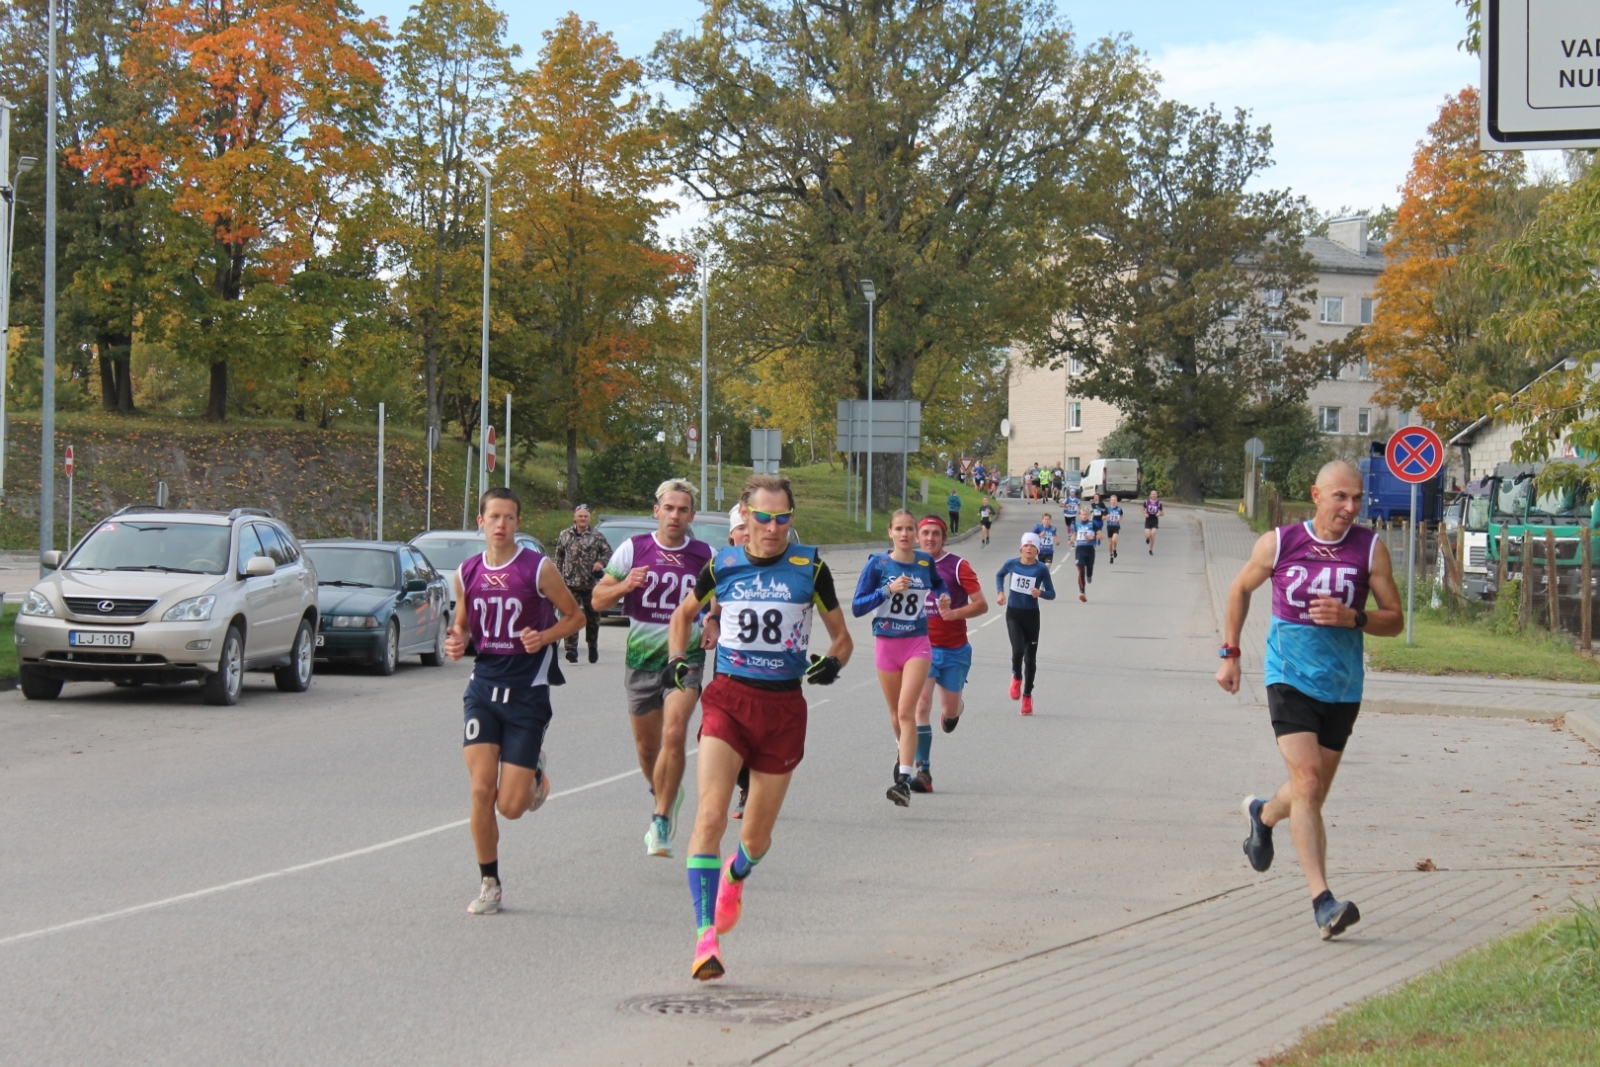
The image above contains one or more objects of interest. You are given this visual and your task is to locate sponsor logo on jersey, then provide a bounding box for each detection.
[658,550,686,567]
[787,556,809,565]
[724,575,794,601]
[481,573,509,589]
[1308,544,1342,561]
[917,559,929,566]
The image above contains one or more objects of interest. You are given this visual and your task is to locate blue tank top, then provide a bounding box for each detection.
[851,550,945,638]
[712,545,819,682]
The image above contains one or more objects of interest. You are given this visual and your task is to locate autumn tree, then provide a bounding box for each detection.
[75,0,386,420]
[654,0,1146,504]
[382,0,517,445]
[1041,100,1319,501]
[501,14,687,499]
[1363,88,1536,434]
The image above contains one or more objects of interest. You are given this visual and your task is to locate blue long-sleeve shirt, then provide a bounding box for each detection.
[852,550,947,637]
[995,559,1055,610]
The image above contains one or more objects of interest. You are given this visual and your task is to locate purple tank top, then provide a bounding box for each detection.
[459,547,556,655]
[621,534,715,625]
[1271,522,1376,624]
[932,552,971,613]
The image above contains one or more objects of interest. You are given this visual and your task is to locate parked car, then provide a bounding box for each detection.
[996,475,1026,499]
[302,540,450,674]
[409,529,546,611]
[13,506,318,705]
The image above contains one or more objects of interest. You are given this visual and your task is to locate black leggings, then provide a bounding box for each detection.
[1006,609,1040,696]
[1076,546,1095,591]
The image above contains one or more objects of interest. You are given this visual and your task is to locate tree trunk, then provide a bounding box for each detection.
[204,361,228,421]
[566,426,580,504]
[98,335,136,412]
[114,354,134,413]
[98,345,117,410]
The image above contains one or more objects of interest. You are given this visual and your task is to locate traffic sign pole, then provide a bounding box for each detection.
[64,444,73,550]
[1384,426,1444,646]
[1407,482,1417,645]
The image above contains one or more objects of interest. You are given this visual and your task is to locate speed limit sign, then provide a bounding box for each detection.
[687,426,699,442]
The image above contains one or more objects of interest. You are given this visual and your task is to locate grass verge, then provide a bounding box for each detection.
[1365,583,1600,683]
[1264,902,1600,1066]
[0,601,18,681]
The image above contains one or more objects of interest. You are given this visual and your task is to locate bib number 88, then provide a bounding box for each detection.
[737,608,785,645]
[886,591,922,617]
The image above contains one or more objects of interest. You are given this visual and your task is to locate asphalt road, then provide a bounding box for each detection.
[2,508,1595,1067]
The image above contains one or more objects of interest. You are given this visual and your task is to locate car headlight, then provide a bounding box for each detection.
[162,595,216,622]
[20,590,55,617]
[327,615,380,629]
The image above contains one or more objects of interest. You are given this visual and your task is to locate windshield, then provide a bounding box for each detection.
[411,535,485,575]
[1494,479,1528,522]
[1529,487,1576,523]
[1464,496,1491,530]
[304,547,399,588]
[67,520,231,574]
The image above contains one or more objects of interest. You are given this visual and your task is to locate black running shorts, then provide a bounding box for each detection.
[463,676,553,769]
[1105,523,1121,536]
[1267,683,1360,752]
[1144,515,1159,529]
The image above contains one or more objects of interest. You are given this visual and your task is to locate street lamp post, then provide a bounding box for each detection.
[0,98,36,499]
[860,279,876,532]
[41,0,58,562]
[700,252,710,507]
[475,160,492,505]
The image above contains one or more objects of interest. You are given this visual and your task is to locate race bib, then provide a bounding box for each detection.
[876,588,925,621]
[718,600,813,655]
[1008,572,1037,594]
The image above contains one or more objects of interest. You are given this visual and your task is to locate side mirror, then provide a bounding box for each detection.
[405,577,428,592]
[40,550,62,570]
[245,556,277,577]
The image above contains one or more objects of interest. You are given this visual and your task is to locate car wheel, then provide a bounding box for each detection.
[420,614,447,667]
[275,618,315,693]
[202,627,245,706]
[19,666,63,701]
[373,619,399,676]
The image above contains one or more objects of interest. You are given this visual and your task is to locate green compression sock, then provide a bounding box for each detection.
[688,854,720,932]
[729,841,763,882]
[915,725,933,766]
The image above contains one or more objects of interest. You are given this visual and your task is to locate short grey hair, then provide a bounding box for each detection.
[655,478,698,503]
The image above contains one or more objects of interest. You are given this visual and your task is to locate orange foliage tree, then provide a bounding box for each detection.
[1364,88,1530,432]
[73,0,385,420]
[499,14,689,498]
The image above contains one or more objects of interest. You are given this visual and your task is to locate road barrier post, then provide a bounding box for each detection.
[1582,525,1593,652]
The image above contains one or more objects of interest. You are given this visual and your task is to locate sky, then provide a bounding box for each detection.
[359,0,1489,224]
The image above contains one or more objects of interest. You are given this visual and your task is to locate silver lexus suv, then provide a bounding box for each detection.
[14,506,319,705]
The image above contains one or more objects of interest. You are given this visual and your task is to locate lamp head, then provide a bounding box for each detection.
[17,155,36,174]
[474,160,493,181]
[859,278,876,302]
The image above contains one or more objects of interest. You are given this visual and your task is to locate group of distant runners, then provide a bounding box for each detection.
[441,455,1403,977]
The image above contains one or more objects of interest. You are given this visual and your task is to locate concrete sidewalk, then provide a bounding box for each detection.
[1193,508,1600,749]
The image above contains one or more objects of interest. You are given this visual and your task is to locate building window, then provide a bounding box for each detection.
[1068,358,1082,375]
[1320,296,1345,324]
[1357,407,1371,435]
[1068,456,1080,471]
[1318,406,1342,433]
[1067,402,1082,430]
[1262,288,1284,308]
[1220,301,1240,320]
[1360,297,1375,325]
[1358,357,1371,380]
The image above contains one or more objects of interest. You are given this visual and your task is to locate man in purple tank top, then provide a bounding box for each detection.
[1215,461,1403,940]
[445,487,585,916]
[593,479,715,858]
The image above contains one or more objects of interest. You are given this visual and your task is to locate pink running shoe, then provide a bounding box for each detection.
[692,926,724,981]
[715,855,745,934]
[1008,677,1021,701]
[1021,696,1034,716]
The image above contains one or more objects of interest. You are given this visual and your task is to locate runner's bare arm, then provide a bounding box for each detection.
[668,584,713,658]
[1216,531,1276,692]
[534,558,586,649]
[815,603,854,668]
[445,573,470,660]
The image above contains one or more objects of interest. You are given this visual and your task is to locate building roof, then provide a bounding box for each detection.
[1447,357,1573,447]
[1303,236,1386,276]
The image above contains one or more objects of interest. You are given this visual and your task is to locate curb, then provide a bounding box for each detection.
[1365,699,1565,722]
[1569,710,1600,749]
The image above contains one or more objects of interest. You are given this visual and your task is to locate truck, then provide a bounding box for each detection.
[1437,480,1491,601]
[1482,461,1600,608]
[1080,458,1140,498]
[1359,440,1443,524]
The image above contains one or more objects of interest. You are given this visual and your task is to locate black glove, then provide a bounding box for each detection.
[805,654,842,686]
[666,654,693,691]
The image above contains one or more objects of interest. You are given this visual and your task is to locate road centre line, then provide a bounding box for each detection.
[0,754,690,950]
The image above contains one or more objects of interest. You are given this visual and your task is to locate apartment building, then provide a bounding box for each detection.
[1005,215,1409,475]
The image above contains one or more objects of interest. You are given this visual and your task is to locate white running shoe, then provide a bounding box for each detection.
[467,876,501,915]
[529,751,550,812]
[644,818,672,858]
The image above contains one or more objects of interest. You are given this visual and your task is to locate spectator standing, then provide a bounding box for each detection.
[946,489,963,534]
[554,504,612,663]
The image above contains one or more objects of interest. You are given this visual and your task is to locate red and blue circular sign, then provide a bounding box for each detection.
[1385,426,1444,484]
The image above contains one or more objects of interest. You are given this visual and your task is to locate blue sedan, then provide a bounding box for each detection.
[302,541,451,675]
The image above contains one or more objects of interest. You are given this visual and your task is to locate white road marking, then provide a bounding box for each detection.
[981,614,1006,627]
[0,754,694,949]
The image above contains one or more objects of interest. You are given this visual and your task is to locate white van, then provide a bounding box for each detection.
[1081,458,1141,498]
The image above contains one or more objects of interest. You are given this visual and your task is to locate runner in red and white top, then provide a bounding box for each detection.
[911,515,989,792]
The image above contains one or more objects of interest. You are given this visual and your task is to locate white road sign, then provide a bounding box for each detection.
[1483,0,1600,149]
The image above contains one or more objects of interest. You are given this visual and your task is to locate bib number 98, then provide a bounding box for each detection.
[736,608,785,645]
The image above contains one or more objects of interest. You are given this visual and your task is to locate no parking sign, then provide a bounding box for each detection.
[1385,426,1444,484]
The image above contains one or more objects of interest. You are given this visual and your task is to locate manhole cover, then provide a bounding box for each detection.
[621,991,833,1025]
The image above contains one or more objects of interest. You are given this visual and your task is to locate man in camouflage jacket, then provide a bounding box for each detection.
[554,505,611,663]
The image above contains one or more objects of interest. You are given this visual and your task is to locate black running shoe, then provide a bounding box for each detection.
[941,715,959,734]
[1241,795,1274,872]
[565,647,578,663]
[886,776,912,806]
[910,765,933,793]
[1315,897,1361,940]
[732,786,747,821]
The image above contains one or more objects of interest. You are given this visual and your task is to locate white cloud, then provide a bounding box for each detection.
[1151,4,1479,212]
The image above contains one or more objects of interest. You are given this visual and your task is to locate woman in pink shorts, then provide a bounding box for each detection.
[852,510,950,806]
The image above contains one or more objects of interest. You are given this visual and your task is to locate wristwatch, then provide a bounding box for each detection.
[1218,645,1241,659]
[1353,609,1368,630]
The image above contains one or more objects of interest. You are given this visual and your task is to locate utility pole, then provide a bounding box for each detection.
[0,104,31,500]
[504,393,512,489]
[860,279,877,532]
[475,161,493,504]
[700,252,710,507]
[40,0,58,563]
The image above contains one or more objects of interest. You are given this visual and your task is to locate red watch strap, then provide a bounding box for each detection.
[1220,645,1241,658]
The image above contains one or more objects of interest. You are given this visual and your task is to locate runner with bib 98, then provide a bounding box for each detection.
[854,510,951,806]
[666,474,853,980]
[1216,460,1403,940]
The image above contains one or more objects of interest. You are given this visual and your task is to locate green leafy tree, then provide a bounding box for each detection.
[1039,100,1319,501]
[654,0,1148,504]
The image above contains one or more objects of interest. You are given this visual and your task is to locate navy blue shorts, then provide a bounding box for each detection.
[463,676,553,770]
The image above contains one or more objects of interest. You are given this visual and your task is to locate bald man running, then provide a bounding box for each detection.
[1216,460,1404,940]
